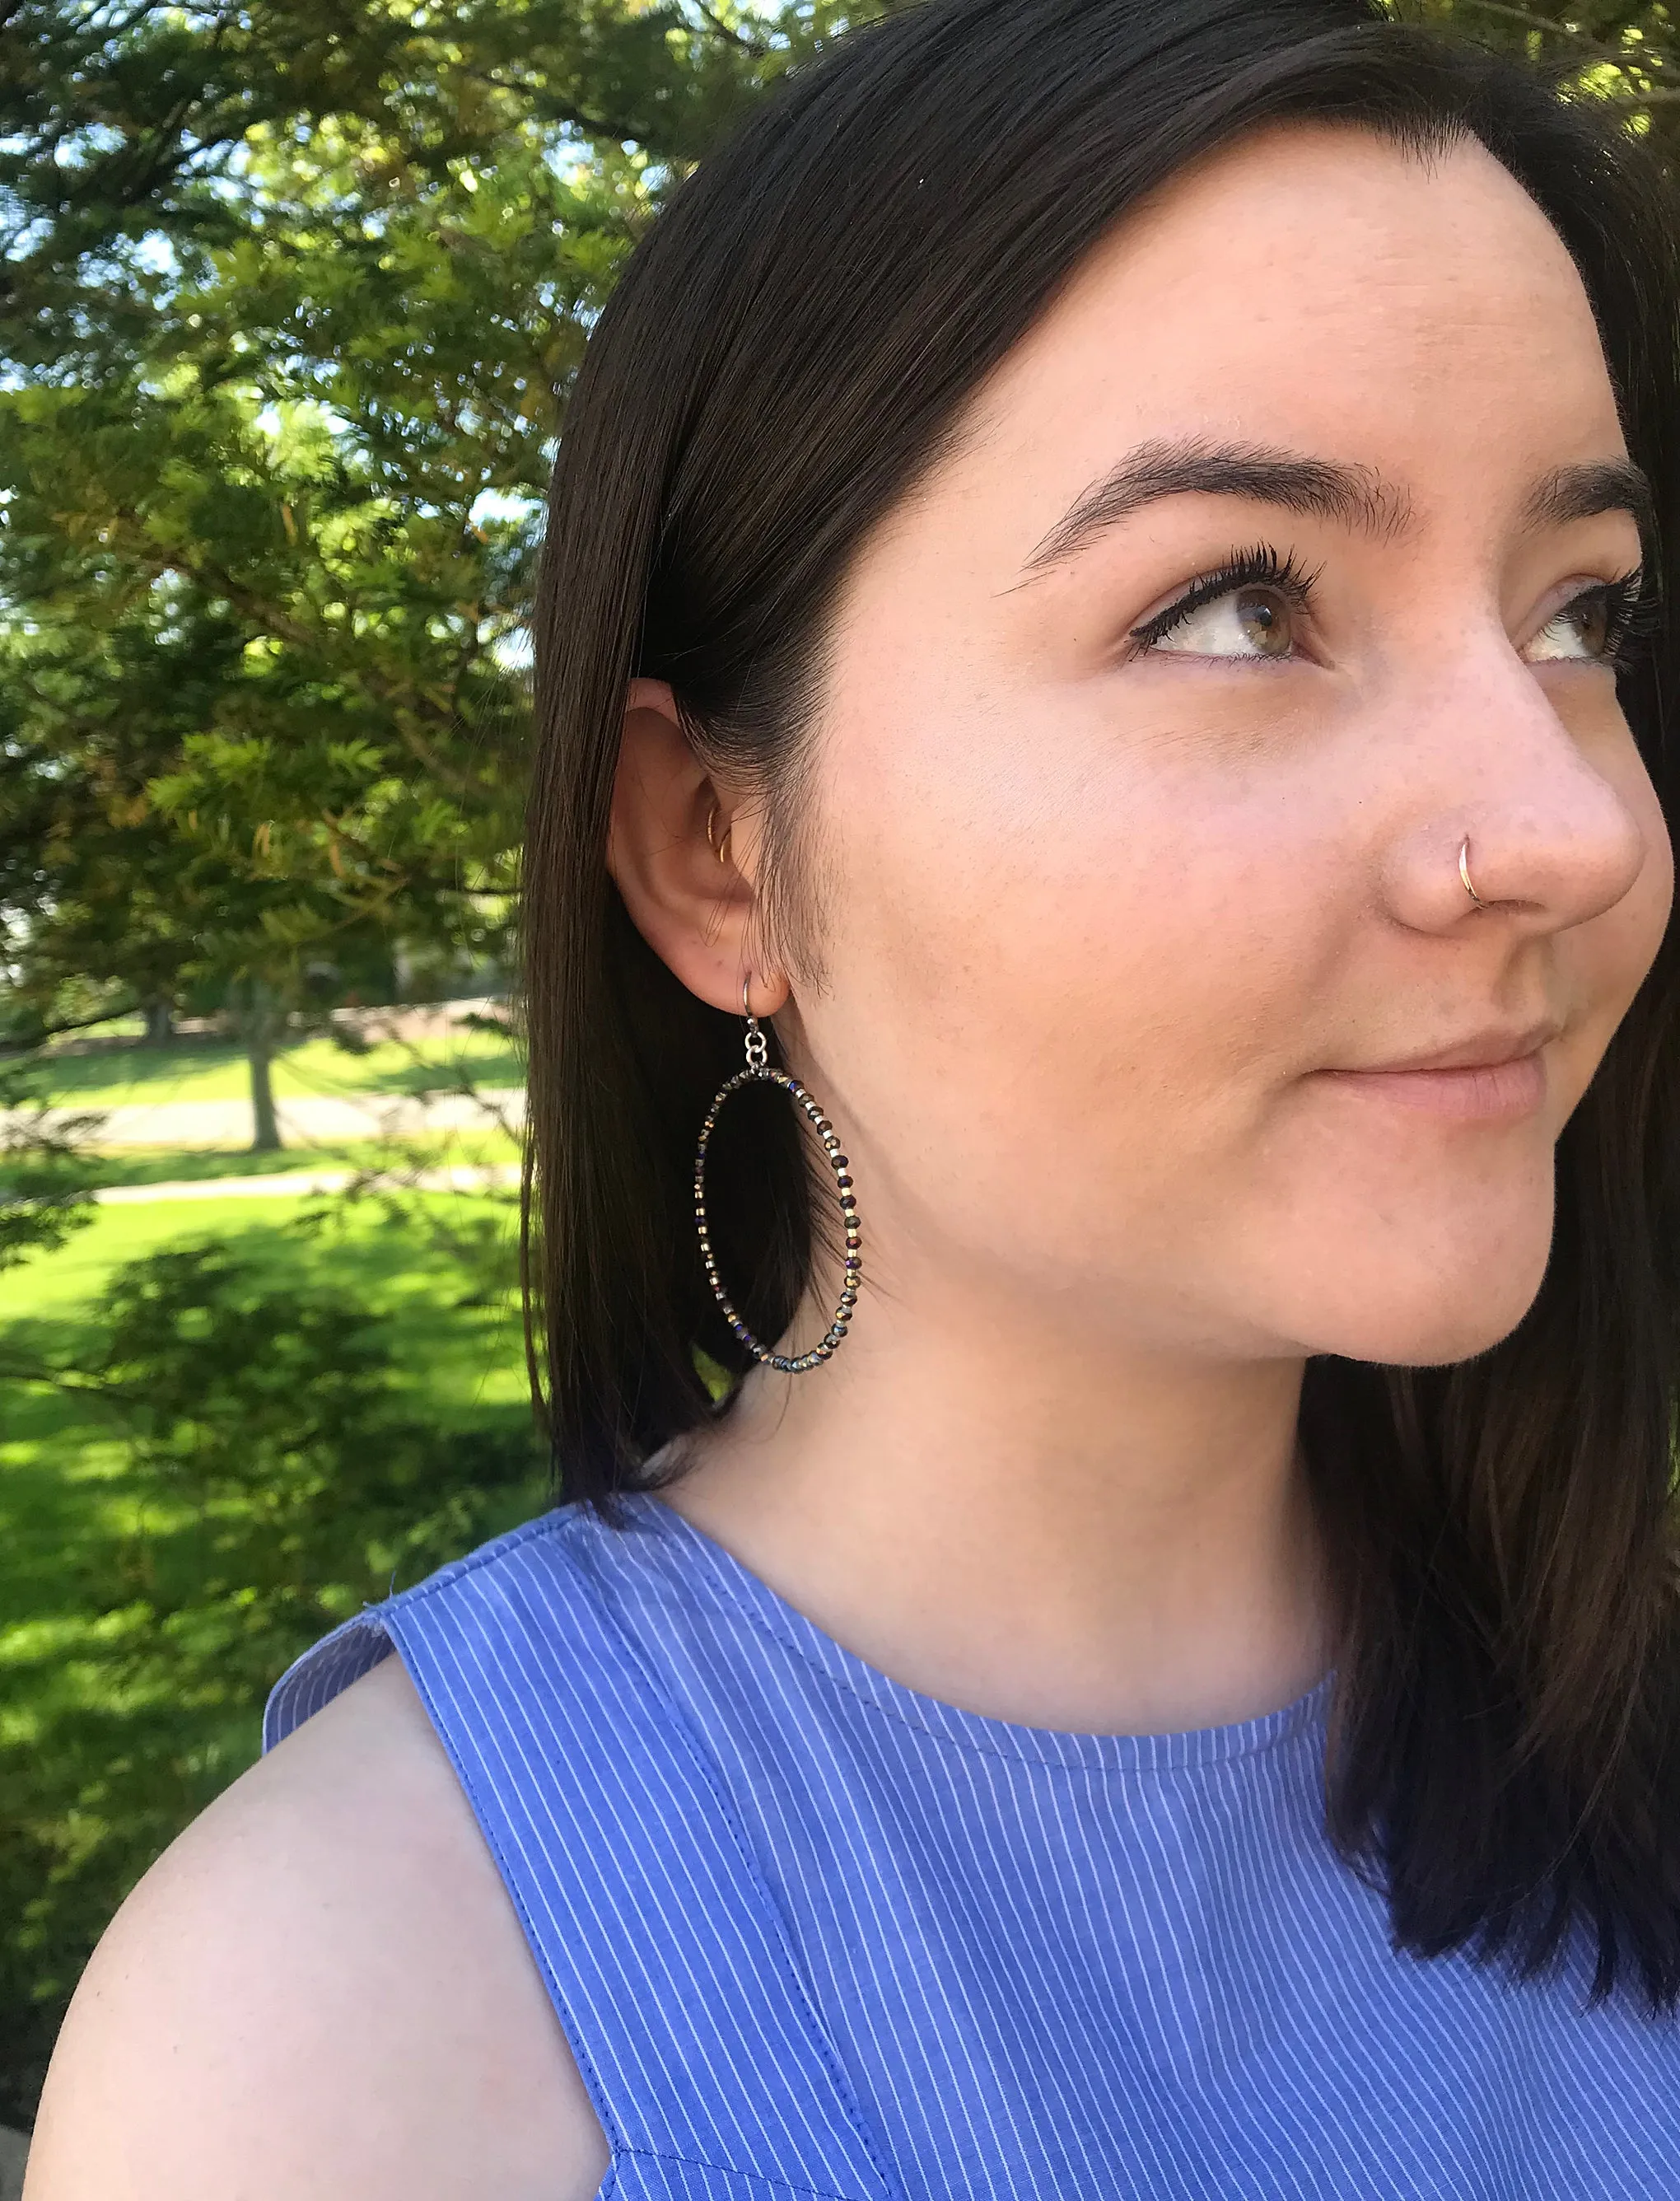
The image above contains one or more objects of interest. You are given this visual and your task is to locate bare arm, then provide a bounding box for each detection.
[23,1656,612,2201]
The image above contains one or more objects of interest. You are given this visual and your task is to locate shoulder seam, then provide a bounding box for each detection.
[385,1504,576,1613]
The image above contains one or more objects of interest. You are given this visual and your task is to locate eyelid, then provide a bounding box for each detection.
[1541,567,1644,620]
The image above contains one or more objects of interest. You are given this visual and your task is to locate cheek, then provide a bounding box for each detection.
[814,684,1346,1283]
[1547,731,1676,1105]
[1608,755,1675,1003]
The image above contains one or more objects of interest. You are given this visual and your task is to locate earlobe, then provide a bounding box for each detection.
[607,679,790,1018]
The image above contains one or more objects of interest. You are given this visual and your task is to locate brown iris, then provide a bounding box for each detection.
[1234,586,1295,658]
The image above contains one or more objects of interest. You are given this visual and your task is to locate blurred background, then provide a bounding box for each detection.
[0,0,1674,2157]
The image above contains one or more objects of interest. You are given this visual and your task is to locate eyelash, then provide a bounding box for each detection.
[1126,541,1663,674]
[1126,542,1321,657]
[1596,570,1664,674]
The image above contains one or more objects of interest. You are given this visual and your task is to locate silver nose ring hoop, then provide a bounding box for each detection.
[1458,837,1486,911]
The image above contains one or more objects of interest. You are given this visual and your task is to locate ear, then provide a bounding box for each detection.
[606,679,791,1017]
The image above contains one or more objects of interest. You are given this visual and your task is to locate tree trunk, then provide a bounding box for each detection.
[249,1032,280,1152]
[142,997,175,1048]
[240,979,285,1152]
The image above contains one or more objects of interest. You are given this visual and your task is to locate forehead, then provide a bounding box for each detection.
[946,121,1620,531]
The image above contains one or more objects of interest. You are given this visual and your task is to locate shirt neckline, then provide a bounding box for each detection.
[612,1492,1333,1777]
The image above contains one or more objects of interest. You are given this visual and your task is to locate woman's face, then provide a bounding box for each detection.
[785,122,1672,1369]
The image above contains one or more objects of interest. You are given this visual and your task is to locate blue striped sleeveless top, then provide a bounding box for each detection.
[264,1493,1680,2199]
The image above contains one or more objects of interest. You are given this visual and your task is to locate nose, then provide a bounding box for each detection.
[1379,643,1651,938]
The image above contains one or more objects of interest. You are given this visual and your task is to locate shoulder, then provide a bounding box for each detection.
[25,1653,612,2201]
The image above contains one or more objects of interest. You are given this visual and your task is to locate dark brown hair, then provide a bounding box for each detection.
[522,0,1680,2007]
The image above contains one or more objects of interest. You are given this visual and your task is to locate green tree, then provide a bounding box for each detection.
[1,2,894,1091]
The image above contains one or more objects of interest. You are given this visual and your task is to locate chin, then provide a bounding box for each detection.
[1307,1260,1552,1370]
[1368,1304,1541,1370]
[1295,1214,1558,1364]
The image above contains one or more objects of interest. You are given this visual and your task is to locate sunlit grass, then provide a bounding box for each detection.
[74,1127,520,1190]
[24,1028,525,1110]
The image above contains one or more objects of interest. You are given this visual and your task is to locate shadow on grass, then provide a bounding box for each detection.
[0,1204,548,2129]
[71,1132,519,1192]
[22,1035,525,1109]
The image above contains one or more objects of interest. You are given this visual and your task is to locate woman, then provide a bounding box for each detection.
[27,0,1680,2194]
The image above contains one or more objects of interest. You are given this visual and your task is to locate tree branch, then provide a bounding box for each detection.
[1,996,143,1046]
[0,1352,132,1410]
[189,561,486,801]
[455,66,649,146]
[1455,0,1673,76]
[686,1,767,54]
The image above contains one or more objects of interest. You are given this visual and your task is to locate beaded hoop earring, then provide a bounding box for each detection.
[693,979,862,1373]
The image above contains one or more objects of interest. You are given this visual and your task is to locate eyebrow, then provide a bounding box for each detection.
[1522,458,1655,559]
[1020,437,1412,576]
[1018,436,1654,579]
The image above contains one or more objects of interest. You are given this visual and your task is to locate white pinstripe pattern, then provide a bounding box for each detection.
[265,1498,1680,2199]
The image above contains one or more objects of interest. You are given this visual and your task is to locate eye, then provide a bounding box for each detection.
[1150,584,1300,661]
[1524,573,1649,667]
[1128,544,1320,664]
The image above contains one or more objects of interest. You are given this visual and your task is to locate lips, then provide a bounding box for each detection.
[1314,1026,1557,1124]
[1320,1057,1547,1121]
[1349,1021,1562,1076]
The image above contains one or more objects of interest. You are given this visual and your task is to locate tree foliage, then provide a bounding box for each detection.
[0,1059,100,1270]
[1,2,896,1055]
[1400,2,1680,129]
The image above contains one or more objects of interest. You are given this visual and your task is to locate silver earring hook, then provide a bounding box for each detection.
[742,974,767,1071]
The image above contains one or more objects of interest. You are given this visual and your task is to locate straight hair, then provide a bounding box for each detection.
[522,0,1680,2007]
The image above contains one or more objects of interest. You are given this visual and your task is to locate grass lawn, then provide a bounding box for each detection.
[75,1127,520,1191]
[0,1186,549,2128]
[0,1183,528,1353]
[25,1026,525,1110]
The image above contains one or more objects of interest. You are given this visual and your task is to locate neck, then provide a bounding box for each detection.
[664,1257,1333,1736]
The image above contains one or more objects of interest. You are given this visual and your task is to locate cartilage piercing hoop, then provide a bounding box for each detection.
[706,803,732,868]
[693,978,861,1372]
[1458,836,1486,910]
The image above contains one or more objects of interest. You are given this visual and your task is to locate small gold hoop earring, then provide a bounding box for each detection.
[706,803,732,868]
[1458,836,1486,910]
[693,975,861,1374]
